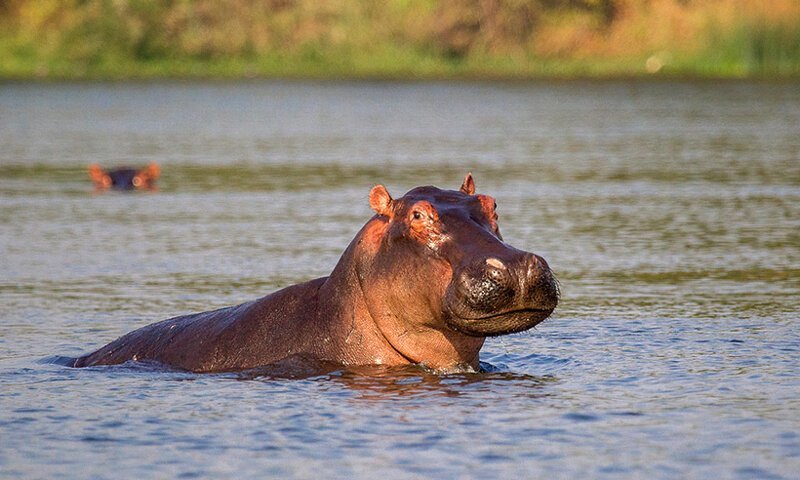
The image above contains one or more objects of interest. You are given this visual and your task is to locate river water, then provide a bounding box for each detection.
[1,80,798,479]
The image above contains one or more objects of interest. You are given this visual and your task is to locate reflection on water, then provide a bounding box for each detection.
[237,358,554,401]
[0,81,798,479]
[327,367,552,402]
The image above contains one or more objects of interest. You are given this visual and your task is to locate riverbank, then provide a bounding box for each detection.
[5,55,799,82]
[1,0,799,81]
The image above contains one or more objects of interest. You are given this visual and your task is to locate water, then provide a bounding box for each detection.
[1,80,798,479]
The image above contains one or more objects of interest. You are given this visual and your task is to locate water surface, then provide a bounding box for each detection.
[1,80,799,479]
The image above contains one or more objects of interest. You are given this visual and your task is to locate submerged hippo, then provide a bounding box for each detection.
[72,174,558,372]
[88,163,160,190]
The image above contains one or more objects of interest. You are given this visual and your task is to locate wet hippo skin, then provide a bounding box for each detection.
[72,173,559,372]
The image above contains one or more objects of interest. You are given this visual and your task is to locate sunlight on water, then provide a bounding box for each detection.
[1,81,798,479]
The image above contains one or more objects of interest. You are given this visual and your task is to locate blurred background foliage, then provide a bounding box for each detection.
[1,0,799,79]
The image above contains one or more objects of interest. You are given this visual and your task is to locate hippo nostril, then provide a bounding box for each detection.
[530,254,549,271]
[520,253,559,310]
[522,254,544,284]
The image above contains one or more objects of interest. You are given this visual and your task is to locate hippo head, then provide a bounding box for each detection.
[354,173,558,367]
[89,163,160,190]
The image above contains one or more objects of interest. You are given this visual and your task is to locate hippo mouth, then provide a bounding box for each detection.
[444,307,555,337]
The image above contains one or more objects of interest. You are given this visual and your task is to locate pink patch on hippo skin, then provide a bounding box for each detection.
[486,258,505,270]
[408,200,450,251]
[359,218,389,253]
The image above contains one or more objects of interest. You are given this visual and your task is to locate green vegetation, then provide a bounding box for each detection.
[1,0,799,80]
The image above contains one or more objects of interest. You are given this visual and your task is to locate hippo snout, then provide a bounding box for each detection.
[456,258,517,313]
[444,252,559,337]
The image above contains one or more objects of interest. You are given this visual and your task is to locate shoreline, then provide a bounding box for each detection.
[3,72,799,83]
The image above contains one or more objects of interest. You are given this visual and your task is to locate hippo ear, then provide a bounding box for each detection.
[369,184,394,218]
[88,164,111,188]
[460,172,475,195]
[141,162,160,180]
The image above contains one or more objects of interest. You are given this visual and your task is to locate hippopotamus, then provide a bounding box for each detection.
[88,163,160,190]
[72,173,559,373]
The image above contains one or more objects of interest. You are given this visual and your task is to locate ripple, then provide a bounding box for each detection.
[2,80,799,480]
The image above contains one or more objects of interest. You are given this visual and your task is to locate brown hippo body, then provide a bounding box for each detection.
[73,174,559,372]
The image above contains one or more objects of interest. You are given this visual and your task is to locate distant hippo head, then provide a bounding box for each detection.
[88,163,160,191]
[359,173,559,343]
